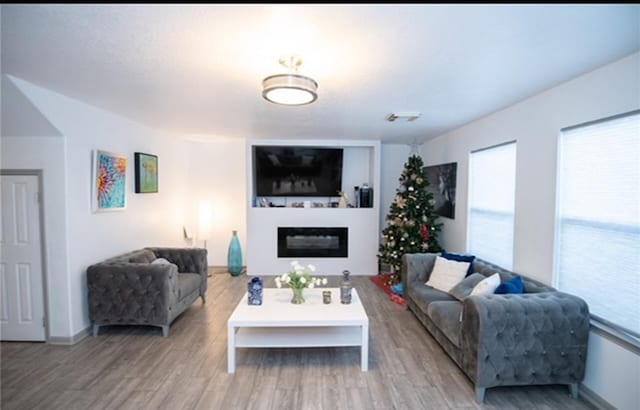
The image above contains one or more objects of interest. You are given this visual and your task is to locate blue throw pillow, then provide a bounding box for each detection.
[494,276,524,294]
[441,252,475,277]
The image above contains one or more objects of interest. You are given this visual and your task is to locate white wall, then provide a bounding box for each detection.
[421,52,640,410]
[185,139,247,266]
[1,136,72,339]
[6,75,191,337]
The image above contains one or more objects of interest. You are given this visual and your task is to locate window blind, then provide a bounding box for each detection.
[468,142,517,269]
[556,111,640,338]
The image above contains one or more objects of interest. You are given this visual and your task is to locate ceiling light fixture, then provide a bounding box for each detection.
[386,112,422,122]
[262,55,318,106]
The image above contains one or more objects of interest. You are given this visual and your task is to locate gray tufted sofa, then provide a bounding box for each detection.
[401,253,589,404]
[87,247,208,337]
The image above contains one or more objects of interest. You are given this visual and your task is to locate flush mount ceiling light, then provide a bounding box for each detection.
[262,55,318,106]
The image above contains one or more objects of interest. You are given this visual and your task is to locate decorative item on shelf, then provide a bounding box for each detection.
[228,230,243,277]
[359,183,373,208]
[354,186,360,208]
[338,191,348,208]
[275,260,328,304]
[247,277,263,305]
[323,290,332,304]
[341,270,352,304]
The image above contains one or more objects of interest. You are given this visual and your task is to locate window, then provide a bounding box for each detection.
[468,142,517,269]
[555,111,640,340]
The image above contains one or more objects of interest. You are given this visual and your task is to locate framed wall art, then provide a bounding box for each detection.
[134,152,158,193]
[92,150,127,212]
[423,162,457,219]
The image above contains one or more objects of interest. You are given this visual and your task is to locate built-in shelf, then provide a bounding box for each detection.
[246,140,381,276]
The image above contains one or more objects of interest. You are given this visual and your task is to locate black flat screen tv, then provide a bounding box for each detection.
[253,146,343,197]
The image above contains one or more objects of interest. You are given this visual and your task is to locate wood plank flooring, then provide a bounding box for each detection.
[1,274,593,409]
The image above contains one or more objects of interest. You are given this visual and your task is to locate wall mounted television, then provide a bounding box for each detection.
[253,146,343,197]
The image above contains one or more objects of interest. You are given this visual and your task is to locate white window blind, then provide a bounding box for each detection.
[468,142,516,269]
[556,111,640,339]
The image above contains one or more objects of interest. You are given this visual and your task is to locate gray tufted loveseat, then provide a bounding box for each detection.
[401,253,589,404]
[87,247,208,337]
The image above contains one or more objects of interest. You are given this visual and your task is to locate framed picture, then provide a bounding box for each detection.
[134,152,158,193]
[423,162,457,219]
[92,150,127,212]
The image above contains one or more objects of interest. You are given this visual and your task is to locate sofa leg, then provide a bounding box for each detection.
[475,387,486,404]
[568,383,579,399]
[161,325,170,337]
[201,293,206,305]
[92,324,100,337]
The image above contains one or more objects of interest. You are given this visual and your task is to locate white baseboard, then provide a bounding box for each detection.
[579,383,616,410]
[48,326,91,345]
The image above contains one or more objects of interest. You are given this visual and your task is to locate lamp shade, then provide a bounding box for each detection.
[198,200,212,240]
[262,73,318,106]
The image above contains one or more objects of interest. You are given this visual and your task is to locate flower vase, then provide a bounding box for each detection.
[227,230,243,277]
[291,287,305,304]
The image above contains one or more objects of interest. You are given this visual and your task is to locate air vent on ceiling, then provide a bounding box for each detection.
[386,112,422,122]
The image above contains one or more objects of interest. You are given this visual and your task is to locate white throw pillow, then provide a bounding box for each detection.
[425,256,470,293]
[151,258,171,265]
[469,273,501,297]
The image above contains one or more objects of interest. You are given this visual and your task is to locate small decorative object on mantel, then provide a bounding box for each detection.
[247,277,263,305]
[275,261,328,304]
[228,230,243,277]
[323,290,332,304]
[338,191,348,208]
[341,270,352,304]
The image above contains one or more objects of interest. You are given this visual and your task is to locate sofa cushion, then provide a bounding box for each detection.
[448,273,485,301]
[470,273,501,297]
[427,301,463,347]
[129,250,157,264]
[178,273,201,300]
[408,283,456,314]
[441,252,475,276]
[426,256,470,293]
[495,275,525,294]
[471,258,554,293]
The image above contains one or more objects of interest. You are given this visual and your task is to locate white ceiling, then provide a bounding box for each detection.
[2,4,639,143]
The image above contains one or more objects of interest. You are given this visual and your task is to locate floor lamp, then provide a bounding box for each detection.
[199,200,212,276]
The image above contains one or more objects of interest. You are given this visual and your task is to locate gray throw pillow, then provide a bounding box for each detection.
[448,273,486,301]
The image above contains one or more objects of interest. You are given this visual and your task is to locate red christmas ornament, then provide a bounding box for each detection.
[421,224,429,242]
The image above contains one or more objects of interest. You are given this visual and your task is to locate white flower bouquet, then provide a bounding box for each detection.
[275,261,328,304]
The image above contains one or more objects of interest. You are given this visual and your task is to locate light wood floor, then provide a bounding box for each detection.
[1,274,592,410]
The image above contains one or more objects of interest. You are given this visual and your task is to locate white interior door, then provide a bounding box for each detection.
[0,174,46,341]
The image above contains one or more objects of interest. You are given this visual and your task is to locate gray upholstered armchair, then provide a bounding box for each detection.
[402,253,590,403]
[87,247,208,337]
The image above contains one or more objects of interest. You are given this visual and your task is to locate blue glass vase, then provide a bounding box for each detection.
[228,230,243,277]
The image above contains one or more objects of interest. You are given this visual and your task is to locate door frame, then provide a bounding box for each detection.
[1,169,50,342]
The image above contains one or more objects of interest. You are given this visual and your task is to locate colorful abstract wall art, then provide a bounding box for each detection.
[134,152,158,193]
[92,150,127,212]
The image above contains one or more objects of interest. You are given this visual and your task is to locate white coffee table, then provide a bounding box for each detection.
[227,288,369,373]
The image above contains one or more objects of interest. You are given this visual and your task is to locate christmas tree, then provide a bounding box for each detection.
[378,154,443,281]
